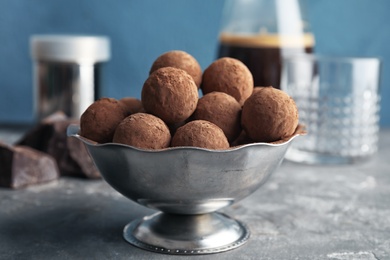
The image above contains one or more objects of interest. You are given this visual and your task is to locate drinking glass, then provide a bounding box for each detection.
[281,55,381,164]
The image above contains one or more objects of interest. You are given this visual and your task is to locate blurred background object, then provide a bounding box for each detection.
[282,55,381,164]
[31,35,110,120]
[217,0,314,89]
[0,0,389,126]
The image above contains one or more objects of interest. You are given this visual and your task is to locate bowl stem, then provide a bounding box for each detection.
[123,211,249,255]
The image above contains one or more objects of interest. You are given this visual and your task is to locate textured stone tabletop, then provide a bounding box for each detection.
[0,128,389,260]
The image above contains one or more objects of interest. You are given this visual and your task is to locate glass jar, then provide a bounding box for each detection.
[217,0,314,89]
[30,35,111,120]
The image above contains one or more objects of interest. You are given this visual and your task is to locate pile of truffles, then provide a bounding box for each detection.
[0,50,298,189]
[80,50,299,150]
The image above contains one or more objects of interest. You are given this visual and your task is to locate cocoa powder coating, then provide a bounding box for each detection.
[80,98,127,143]
[241,87,299,143]
[150,50,202,88]
[113,113,171,150]
[230,130,254,147]
[119,97,144,116]
[201,57,254,106]
[171,120,229,150]
[142,67,198,124]
[192,92,241,142]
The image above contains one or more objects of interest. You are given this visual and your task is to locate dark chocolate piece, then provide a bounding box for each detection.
[0,143,59,189]
[18,111,100,179]
[67,132,100,179]
[16,111,68,151]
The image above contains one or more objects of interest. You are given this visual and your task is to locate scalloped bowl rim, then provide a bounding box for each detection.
[67,124,304,153]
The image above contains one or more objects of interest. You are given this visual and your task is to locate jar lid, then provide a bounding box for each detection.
[30,35,111,63]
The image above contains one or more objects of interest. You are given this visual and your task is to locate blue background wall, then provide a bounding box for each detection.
[1,0,389,126]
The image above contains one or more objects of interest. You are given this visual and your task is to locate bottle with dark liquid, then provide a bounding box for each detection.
[218,0,314,89]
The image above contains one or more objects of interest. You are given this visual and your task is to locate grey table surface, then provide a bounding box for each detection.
[0,127,389,260]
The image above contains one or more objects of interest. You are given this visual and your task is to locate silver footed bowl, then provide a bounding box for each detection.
[67,124,303,255]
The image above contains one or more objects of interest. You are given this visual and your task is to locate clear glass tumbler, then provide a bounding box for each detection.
[281,55,381,164]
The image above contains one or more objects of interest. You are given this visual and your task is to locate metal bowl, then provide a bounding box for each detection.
[67,124,302,255]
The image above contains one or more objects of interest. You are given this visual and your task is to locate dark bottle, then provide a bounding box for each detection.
[217,0,314,89]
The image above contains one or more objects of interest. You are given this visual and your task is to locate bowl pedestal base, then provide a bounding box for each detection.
[123,212,250,255]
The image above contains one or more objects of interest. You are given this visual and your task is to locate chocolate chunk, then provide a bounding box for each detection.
[17,111,68,151]
[67,132,101,179]
[0,143,59,189]
[18,111,100,179]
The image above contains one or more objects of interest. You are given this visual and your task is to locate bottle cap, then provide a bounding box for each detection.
[30,35,110,63]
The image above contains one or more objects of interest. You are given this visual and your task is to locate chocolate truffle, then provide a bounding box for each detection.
[142,67,198,124]
[253,86,272,94]
[150,50,202,88]
[230,130,254,147]
[171,120,229,150]
[119,97,144,116]
[167,120,187,137]
[80,98,127,143]
[192,92,241,142]
[113,113,171,150]
[241,87,299,143]
[0,142,59,189]
[201,57,254,105]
